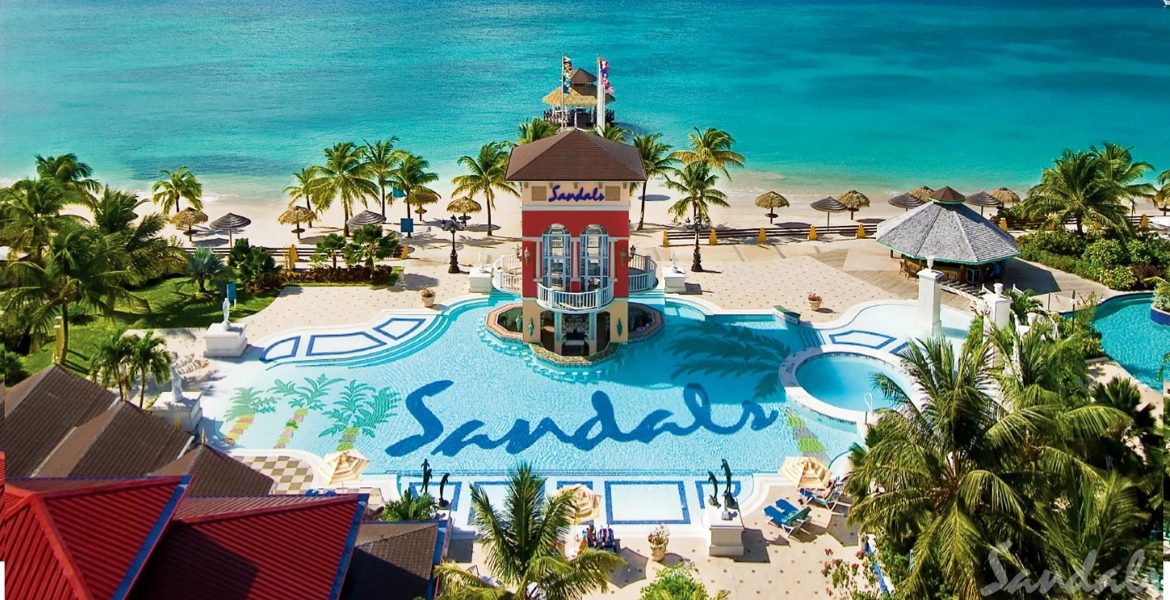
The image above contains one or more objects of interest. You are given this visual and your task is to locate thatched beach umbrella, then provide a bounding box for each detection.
[888,192,926,211]
[170,207,208,239]
[755,191,789,224]
[278,206,315,240]
[810,196,848,227]
[990,187,1020,205]
[447,197,482,223]
[210,212,251,245]
[964,191,1002,216]
[909,186,933,202]
[347,209,387,231]
[837,190,871,220]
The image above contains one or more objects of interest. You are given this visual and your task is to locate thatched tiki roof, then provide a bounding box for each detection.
[888,192,925,211]
[964,191,1003,216]
[171,207,208,237]
[447,197,482,216]
[755,191,789,224]
[837,190,871,219]
[810,196,848,227]
[347,210,387,228]
[876,191,1019,265]
[543,68,615,107]
[990,187,1020,205]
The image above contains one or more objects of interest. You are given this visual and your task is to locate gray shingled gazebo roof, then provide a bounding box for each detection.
[875,199,1019,265]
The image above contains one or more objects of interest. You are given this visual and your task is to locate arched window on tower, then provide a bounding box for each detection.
[580,224,609,291]
[541,224,571,290]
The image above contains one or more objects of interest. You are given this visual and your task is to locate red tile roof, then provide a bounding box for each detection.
[507,129,645,182]
[133,494,367,600]
[1,476,188,600]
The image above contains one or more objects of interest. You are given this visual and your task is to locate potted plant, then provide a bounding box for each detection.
[808,292,823,311]
[420,287,436,308]
[648,524,670,562]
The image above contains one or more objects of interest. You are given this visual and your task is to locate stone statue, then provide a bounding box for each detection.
[221,297,231,328]
[169,363,184,400]
[421,459,432,495]
[437,473,450,508]
[670,250,678,270]
[706,471,721,508]
[721,459,738,510]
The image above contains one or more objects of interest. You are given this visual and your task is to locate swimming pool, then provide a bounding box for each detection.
[1093,293,1170,390]
[795,352,910,413]
[208,296,970,476]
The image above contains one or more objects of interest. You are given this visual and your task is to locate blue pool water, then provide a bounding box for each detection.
[1093,293,1170,390]
[2,0,1167,201]
[796,353,911,412]
[211,298,971,476]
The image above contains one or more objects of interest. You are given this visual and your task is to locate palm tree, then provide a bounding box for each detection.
[1154,169,1170,216]
[314,142,377,237]
[0,178,80,262]
[1023,150,1128,235]
[346,224,400,279]
[436,464,623,600]
[186,247,226,293]
[389,151,438,239]
[90,329,134,402]
[664,163,729,272]
[0,224,130,361]
[381,487,436,522]
[85,186,143,234]
[598,123,628,142]
[224,386,277,444]
[632,133,676,231]
[517,118,558,144]
[285,166,321,228]
[670,127,745,180]
[35,153,100,198]
[363,139,400,217]
[314,233,347,269]
[118,212,185,284]
[127,330,171,408]
[1090,142,1155,211]
[451,142,517,238]
[151,166,203,216]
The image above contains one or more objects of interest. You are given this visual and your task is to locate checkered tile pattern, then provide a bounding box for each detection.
[239,455,315,494]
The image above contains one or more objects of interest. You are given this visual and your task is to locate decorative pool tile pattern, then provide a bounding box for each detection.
[827,330,894,349]
[239,455,315,494]
[260,315,436,364]
[605,481,690,525]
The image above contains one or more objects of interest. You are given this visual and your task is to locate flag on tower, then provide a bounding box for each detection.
[561,56,573,92]
[598,57,613,94]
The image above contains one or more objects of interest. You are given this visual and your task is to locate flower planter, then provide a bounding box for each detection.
[650,543,667,562]
[808,299,822,311]
[421,289,436,308]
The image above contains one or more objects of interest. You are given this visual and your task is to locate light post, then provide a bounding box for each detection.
[684,215,710,272]
[439,214,466,274]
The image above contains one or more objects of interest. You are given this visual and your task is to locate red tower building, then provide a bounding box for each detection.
[495,130,651,357]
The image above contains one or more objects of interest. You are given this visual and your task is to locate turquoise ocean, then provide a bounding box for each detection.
[2,0,1168,204]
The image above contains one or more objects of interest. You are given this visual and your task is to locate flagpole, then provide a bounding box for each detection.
[595,55,604,135]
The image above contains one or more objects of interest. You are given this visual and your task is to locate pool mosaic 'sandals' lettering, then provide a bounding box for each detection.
[385,381,780,458]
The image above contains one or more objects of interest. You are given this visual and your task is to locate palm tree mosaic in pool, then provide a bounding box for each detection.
[216,298,971,475]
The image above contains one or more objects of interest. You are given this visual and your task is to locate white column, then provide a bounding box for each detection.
[554,313,563,355]
[916,259,943,339]
[984,283,1012,332]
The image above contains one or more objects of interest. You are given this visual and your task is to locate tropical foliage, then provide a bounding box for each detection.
[670,127,744,180]
[390,151,439,233]
[638,563,729,600]
[845,320,1157,599]
[451,142,517,237]
[313,142,376,237]
[632,133,676,230]
[517,118,558,144]
[1020,147,1133,235]
[380,487,437,522]
[151,166,203,215]
[127,330,171,407]
[437,464,623,600]
[345,224,400,277]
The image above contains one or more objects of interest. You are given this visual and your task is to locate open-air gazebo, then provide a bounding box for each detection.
[876,186,1019,285]
[542,68,615,128]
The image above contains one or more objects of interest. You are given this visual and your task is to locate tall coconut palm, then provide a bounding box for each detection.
[517,118,558,144]
[671,127,745,180]
[451,142,517,238]
[436,464,623,600]
[127,330,171,408]
[1090,142,1155,211]
[285,166,321,228]
[90,329,134,402]
[84,186,143,234]
[224,386,277,444]
[1154,169,1170,215]
[665,163,729,272]
[35,153,100,198]
[1023,150,1128,235]
[0,224,130,361]
[632,133,676,230]
[314,142,377,237]
[151,166,203,216]
[0,178,80,262]
[363,139,400,217]
[389,151,438,239]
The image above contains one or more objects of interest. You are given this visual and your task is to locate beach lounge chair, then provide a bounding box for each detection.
[779,507,811,539]
[800,484,843,510]
[763,499,800,527]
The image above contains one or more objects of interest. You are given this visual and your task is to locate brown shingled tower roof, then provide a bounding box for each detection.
[35,402,192,478]
[506,129,645,182]
[930,186,967,203]
[4,366,117,477]
[153,445,275,497]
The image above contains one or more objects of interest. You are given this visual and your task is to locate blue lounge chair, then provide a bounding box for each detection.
[764,499,801,528]
[779,507,812,539]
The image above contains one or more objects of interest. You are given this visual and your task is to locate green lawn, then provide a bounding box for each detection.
[22,277,281,376]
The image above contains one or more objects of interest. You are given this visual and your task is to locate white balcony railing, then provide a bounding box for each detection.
[628,254,658,293]
[491,255,522,294]
[537,282,614,312]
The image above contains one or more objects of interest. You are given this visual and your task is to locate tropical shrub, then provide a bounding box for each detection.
[1081,238,1126,271]
[0,348,28,385]
[380,487,436,522]
[1095,265,1137,290]
[639,563,727,600]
